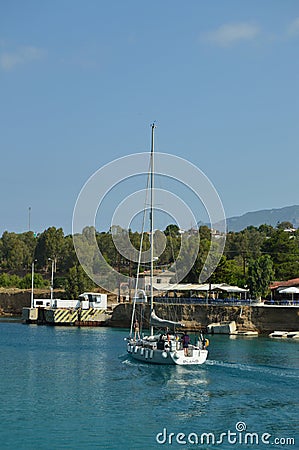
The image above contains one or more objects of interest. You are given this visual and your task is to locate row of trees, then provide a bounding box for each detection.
[0,272,48,289]
[0,222,298,298]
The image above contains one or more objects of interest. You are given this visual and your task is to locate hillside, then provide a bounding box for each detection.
[226,205,299,232]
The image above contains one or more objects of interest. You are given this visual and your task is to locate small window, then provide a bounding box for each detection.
[157,278,161,284]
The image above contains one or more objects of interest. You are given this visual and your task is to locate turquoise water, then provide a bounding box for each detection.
[0,322,298,449]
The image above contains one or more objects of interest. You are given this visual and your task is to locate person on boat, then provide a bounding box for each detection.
[157,334,165,350]
[133,319,140,340]
[182,331,190,356]
[199,332,207,349]
[166,329,171,343]
[164,330,171,350]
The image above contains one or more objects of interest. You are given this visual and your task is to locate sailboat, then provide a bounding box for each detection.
[126,124,209,365]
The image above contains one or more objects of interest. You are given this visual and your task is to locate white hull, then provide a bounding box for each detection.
[127,340,208,365]
[230,330,259,337]
[269,330,299,339]
[269,331,288,338]
[286,331,299,339]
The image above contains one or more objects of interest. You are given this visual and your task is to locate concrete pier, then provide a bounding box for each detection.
[22,306,111,326]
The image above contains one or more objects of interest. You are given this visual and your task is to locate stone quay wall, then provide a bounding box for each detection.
[1,291,298,333]
[108,302,299,333]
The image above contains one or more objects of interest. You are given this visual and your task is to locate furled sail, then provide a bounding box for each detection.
[150,310,185,328]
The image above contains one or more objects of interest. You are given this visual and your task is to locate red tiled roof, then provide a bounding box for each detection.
[270,278,299,289]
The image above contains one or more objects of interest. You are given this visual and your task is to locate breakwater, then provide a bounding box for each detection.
[108,303,299,333]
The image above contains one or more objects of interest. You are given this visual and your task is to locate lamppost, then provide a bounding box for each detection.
[31,259,37,308]
[48,258,54,302]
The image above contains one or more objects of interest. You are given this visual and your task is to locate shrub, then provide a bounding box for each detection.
[0,273,21,287]
[18,273,49,289]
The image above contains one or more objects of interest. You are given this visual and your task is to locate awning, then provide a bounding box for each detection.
[152,283,248,293]
[278,286,299,294]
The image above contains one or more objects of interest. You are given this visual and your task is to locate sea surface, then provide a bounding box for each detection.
[0,320,298,450]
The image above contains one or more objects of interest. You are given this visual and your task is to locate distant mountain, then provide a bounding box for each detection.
[225,205,299,232]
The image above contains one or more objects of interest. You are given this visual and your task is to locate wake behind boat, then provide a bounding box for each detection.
[125,124,208,365]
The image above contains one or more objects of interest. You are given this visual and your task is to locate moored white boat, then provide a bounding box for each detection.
[286,331,299,339]
[207,321,237,334]
[231,330,259,337]
[269,331,288,338]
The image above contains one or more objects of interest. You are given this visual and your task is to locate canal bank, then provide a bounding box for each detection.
[0,289,65,316]
[107,302,299,333]
[1,292,299,333]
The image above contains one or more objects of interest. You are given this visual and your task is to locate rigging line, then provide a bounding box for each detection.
[129,156,152,337]
[169,233,179,284]
[151,234,180,325]
[168,234,180,324]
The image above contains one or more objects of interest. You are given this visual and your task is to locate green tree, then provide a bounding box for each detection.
[277,221,294,230]
[35,227,65,269]
[258,224,275,237]
[159,234,180,268]
[59,235,77,272]
[19,231,37,267]
[180,235,209,283]
[164,224,180,237]
[211,256,244,286]
[18,273,49,289]
[198,225,211,241]
[0,273,21,287]
[262,229,299,279]
[97,231,117,266]
[225,227,264,261]
[1,231,31,270]
[247,255,274,299]
[65,265,95,299]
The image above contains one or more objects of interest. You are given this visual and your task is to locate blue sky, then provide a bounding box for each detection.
[1,1,299,235]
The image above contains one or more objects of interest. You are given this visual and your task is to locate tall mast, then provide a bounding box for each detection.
[150,123,155,335]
